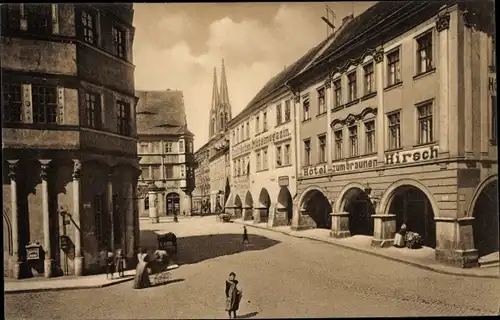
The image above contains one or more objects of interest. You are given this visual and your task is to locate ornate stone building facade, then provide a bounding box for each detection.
[2,4,140,278]
[193,60,232,213]
[136,90,195,221]
[287,0,496,268]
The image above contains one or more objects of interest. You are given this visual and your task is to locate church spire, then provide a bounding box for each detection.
[211,67,220,112]
[219,59,231,119]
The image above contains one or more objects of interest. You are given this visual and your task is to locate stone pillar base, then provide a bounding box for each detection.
[9,259,22,279]
[330,230,351,238]
[253,208,264,224]
[74,256,84,276]
[243,208,253,221]
[44,259,54,278]
[330,212,351,238]
[271,208,289,227]
[435,248,479,268]
[371,214,396,248]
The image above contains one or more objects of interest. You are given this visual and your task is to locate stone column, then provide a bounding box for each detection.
[107,171,115,253]
[434,217,479,268]
[463,25,473,156]
[479,32,490,155]
[40,159,53,278]
[437,12,450,155]
[7,160,21,279]
[325,76,333,167]
[293,93,302,173]
[148,191,159,223]
[374,49,385,164]
[72,160,84,276]
[252,206,262,224]
[330,212,351,238]
[371,214,397,248]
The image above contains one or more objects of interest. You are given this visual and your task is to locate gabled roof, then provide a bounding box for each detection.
[136,89,193,137]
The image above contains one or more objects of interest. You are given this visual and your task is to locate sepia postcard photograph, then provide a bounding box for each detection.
[1,1,499,319]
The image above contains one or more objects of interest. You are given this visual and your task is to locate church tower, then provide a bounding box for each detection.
[209,59,232,139]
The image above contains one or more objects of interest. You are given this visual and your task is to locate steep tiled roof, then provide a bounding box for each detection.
[136,90,193,136]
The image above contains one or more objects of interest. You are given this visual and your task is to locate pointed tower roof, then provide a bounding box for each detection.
[219,59,231,118]
[211,67,220,112]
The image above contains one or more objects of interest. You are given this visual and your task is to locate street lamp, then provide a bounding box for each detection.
[364,182,378,207]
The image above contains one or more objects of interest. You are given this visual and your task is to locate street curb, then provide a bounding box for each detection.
[4,276,134,294]
[234,220,500,280]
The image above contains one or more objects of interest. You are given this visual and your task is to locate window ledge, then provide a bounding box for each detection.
[385,147,404,152]
[276,164,293,169]
[275,120,292,128]
[256,169,269,173]
[345,98,360,108]
[413,68,436,81]
[384,81,403,92]
[331,105,345,113]
[412,142,437,149]
[360,91,377,101]
[302,118,312,124]
[316,112,327,118]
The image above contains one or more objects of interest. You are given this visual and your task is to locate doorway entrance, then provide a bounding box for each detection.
[166,192,180,215]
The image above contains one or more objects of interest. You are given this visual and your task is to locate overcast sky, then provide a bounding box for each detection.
[133,2,375,151]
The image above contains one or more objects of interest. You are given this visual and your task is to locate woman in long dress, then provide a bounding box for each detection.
[394,224,407,248]
[225,272,242,319]
[133,249,150,289]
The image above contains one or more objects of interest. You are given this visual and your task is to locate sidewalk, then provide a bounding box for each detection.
[234,219,500,279]
[4,269,136,294]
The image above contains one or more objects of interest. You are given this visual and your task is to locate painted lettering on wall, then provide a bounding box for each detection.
[385,145,439,165]
[232,127,291,158]
[331,156,378,173]
[302,164,327,177]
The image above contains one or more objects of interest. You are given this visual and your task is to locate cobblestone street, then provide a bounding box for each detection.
[5,217,500,319]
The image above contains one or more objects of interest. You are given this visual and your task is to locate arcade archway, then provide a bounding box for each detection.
[224,178,231,206]
[166,192,180,215]
[244,191,254,221]
[342,188,375,236]
[302,190,332,229]
[277,187,294,225]
[258,188,271,223]
[388,185,436,248]
[234,194,243,218]
[472,178,499,258]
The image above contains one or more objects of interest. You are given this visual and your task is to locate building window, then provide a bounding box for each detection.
[81,8,97,45]
[303,139,311,166]
[492,96,497,145]
[144,198,149,211]
[263,147,268,169]
[417,103,433,144]
[246,121,250,138]
[303,99,310,121]
[334,130,343,160]
[152,166,161,180]
[112,25,126,59]
[284,144,291,165]
[2,83,22,123]
[84,92,101,129]
[256,151,261,171]
[317,88,326,114]
[232,131,236,144]
[140,143,149,154]
[26,4,52,35]
[180,165,185,178]
[284,100,291,122]
[276,146,282,166]
[1,5,21,33]
[263,112,268,131]
[255,115,260,133]
[165,141,173,153]
[387,49,401,86]
[165,165,174,179]
[347,72,357,102]
[276,103,282,125]
[491,35,496,71]
[32,85,57,124]
[388,112,401,149]
[236,128,239,143]
[152,142,160,153]
[318,135,326,163]
[116,100,130,136]
[416,32,433,74]
[365,120,376,154]
[334,80,342,107]
[349,126,358,157]
[241,125,244,140]
[364,63,375,95]
[141,167,149,180]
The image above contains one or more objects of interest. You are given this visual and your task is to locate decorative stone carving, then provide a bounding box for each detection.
[374,50,384,64]
[72,160,82,180]
[436,12,450,32]
[8,161,18,180]
[324,77,332,89]
[345,114,357,125]
[294,92,301,104]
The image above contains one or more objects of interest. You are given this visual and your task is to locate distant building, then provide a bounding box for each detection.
[136,90,195,221]
[2,4,140,278]
[192,60,232,214]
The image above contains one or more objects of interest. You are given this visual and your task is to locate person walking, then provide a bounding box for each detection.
[242,226,249,245]
[225,272,242,319]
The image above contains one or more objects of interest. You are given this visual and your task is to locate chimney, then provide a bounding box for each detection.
[342,14,354,26]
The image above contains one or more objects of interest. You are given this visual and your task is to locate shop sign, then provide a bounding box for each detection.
[385,145,439,165]
[331,156,378,173]
[302,164,328,177]
[278,176,289,187]
[232,127,291,157]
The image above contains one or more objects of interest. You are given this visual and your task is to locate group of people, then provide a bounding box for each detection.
[393,224,424,249]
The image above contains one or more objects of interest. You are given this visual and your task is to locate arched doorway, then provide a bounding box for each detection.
[342,188,375,236]
[234,194,243,218]
[472,178,499,258]
[224,178,231,206]
[244,191,253,221]
[303,190,332,229]
[166,192,180,215]
[277,187,293,225]
[258,188,271,223]
[389,186,436,248]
